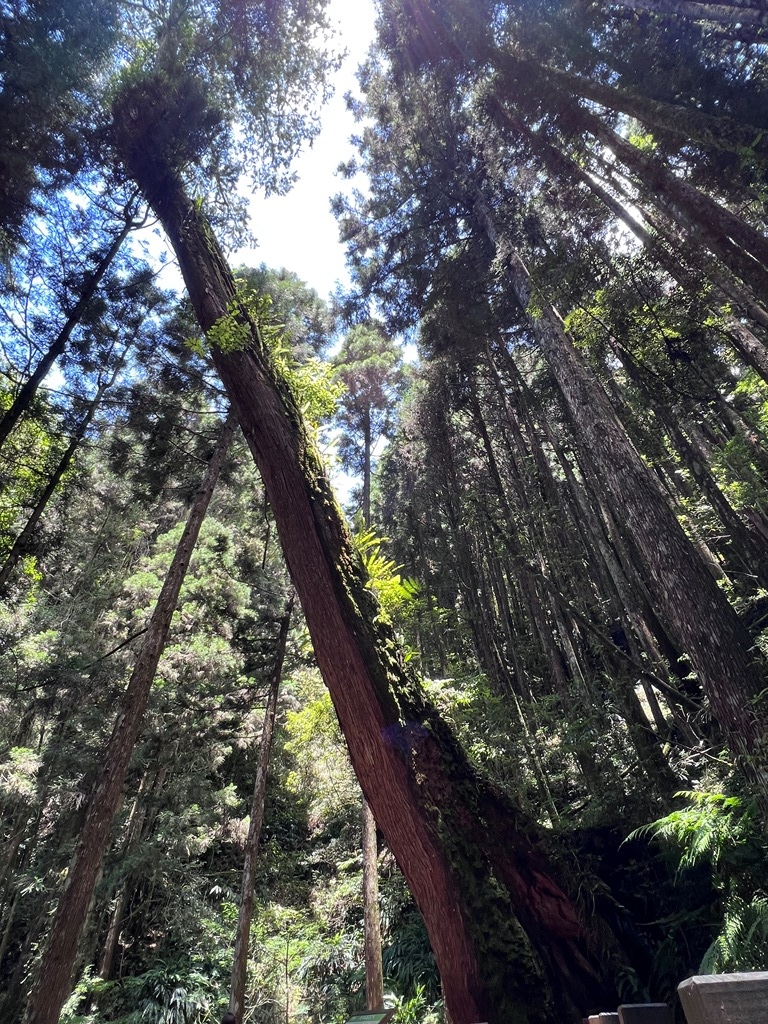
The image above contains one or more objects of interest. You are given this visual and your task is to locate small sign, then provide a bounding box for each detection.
[345,1013,395,1024]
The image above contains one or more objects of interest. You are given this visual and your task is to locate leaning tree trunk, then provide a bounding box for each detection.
[484,94,768,383]
[229,593,294,1022]
[114,132,623,1020]
[494,60,768,301]
[0,206,137,451]
[612,0,768,39]
[0,348,128,592]
[24,413,236,1024]
[473,195,768,806]
[529,58,768,165]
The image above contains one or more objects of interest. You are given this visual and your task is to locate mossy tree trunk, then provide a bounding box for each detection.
[116,147,621,1021]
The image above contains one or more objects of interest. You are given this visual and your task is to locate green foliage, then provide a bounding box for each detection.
[204,288,341,427]
[628,791,758,873]
[700,894,768,973]
[0,384,66,569]
[630,792,768,972]
[284,667,358,820]
[390,985,443,1024]
[0,0,119,247]
[354,529,420,622]
[0,746,42,802]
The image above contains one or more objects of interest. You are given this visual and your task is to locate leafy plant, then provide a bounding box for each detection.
[354,528,419,621]
[629,791,768,972]
[390,984,443,1024]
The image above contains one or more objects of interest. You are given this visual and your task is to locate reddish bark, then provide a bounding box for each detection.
[122,156,617,1021]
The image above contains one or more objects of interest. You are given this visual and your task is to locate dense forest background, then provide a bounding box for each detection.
[2,1,768,1022]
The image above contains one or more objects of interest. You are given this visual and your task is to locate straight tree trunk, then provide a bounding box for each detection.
[529,58,768,164]
[360,404,384,1014]
[230,593,294,1021]
[98,770,154,982]
[120,156,620,1023]
[24,412,236,1024]
[613,0,768,35]
[612,341,768,588]
[581,110,768,299]
[494,65,768,301]
[362,798,385,1010]
[474,206,768,802]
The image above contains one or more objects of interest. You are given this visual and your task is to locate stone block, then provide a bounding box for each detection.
[678,972,768,1023]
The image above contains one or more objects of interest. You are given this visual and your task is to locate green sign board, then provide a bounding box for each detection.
[345,1013,395,1024]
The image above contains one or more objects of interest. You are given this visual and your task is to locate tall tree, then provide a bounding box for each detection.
[338,9,768,807]
[334,322,405,522]
[110,86,625,1019]
[24,412,236,1024]
[229,592,294,1021]
[333,321,404,1012]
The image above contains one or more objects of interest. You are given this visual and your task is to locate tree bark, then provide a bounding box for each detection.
[611,0,768,36]
[495,61,768,302]
[360,427,385,1013]
[484,94,768,383]
[362,798,385,1010]
[612,341,768,588]
[230,593,294,1021]
[120,158,620,1022]
[534,59,768,164]
[24,412,236,1024]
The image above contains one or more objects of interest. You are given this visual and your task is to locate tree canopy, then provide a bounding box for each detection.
[2,2,768,1024]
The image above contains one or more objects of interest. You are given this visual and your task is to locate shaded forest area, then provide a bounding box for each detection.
[2,0,768,1022]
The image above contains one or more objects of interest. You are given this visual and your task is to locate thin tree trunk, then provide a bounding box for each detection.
[98,771,153,981]
[530,58,768,164]
[360,401,385,1015]
[613,0,768,35]
[0,889,20,970]
[487,93,768,377]
[360,403,384,1013]
[24,413,236,1024]
[0,208,136,451]
[613,341,768,587]
[230,593,294,1022]
[362,798,385,1010]
[474,192,768,803]
[0,352,128,591]
[98,886,129,983]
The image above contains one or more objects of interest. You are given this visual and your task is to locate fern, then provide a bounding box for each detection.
[699,893,768,973]
[354,528,420,618]
[198,286,342,427]
[627,791,749,872]
[629,791,768,974]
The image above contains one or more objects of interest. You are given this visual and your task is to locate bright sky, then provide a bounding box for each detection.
[234,0,378,300]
